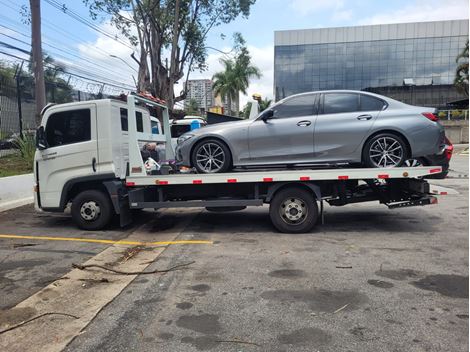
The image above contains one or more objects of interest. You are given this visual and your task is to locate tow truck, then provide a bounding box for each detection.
[33,94,450,233]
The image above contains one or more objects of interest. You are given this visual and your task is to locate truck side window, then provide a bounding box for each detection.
[120,108,144,132]
[46,109,91,147]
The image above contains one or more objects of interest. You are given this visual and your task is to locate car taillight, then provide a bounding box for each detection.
[445,137,453,161]
[422,112,439,122]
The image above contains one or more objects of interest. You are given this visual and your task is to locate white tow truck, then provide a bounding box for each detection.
[33,94,448,233]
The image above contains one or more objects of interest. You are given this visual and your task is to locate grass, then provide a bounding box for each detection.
[0,152,33,177]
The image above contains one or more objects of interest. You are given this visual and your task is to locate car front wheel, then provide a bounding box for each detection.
[363,133,408,168]
[191,139,232,173]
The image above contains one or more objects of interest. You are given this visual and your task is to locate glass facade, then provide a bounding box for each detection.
[274,34,468,107]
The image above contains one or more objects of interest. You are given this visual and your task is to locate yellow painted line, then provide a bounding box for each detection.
[0,234,212,246]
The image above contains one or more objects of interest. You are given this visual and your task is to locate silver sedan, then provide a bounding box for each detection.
[175,90,447,173]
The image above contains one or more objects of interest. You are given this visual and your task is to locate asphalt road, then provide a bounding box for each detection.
[0,155,468,352]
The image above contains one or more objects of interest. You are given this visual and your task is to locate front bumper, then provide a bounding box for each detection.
[174,143,192,167]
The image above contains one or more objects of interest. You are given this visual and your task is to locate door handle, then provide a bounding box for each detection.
[357,114,373,120]
[297,120,311,127]
[92,157,97,172]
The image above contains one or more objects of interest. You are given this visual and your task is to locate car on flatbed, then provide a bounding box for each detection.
[175,90,451,176]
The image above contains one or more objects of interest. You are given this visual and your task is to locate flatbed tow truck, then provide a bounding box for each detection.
[34,94,451,233]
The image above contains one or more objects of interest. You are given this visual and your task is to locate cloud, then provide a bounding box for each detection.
[178,45,274,108]
[289,0,351,22]
[359,0,469,25]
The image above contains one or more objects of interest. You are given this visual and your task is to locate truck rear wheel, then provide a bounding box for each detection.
[71,190,113,230]
[269,187,318,233]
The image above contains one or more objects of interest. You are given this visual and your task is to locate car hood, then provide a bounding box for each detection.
[186,119,252,136]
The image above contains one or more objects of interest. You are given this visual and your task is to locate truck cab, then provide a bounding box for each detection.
[34,99,155,212]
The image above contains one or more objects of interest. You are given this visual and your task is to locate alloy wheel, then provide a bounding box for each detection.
[195,143,226,173]
[404,158,423,167]
[369,137,404,167]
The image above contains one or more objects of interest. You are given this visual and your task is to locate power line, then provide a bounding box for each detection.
[0,26,136,86]
[0,39,135,89]
[43,0,135,51]
[0,49,132,92]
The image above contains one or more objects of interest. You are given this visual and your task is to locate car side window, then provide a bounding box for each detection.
[120,108,144,132]
[323,93,359,114]
[46,109,91,147]
[272,94,315,118]
[359,95,386,111]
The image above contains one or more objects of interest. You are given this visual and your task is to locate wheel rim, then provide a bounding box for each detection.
[404,158,422,167]
[196,143,225,173]
[279,197,308,225]
[80,201,101,221]
[369,137,404,168]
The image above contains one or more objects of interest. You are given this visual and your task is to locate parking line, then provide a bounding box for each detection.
[0,234,213,246]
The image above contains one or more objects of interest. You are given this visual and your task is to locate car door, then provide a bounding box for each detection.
[247,93,317,165]
[313,93,383,162]
[37,105,98,209]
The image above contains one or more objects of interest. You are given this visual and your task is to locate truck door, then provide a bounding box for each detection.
[36,105,98,209]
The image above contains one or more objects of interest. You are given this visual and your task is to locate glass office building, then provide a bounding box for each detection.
[274,20,468,107]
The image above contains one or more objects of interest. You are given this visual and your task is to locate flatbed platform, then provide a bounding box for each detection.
[126,166,442,186]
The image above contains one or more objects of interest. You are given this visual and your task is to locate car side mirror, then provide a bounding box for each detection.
[36,126,47,150]
[261,109,274,122]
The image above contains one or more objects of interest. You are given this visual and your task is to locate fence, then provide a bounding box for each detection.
[0,74,116,157]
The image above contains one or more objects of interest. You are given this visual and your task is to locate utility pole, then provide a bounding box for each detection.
[30,0,46,125]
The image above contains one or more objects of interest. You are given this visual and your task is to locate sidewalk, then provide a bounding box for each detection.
[0,173,34,212]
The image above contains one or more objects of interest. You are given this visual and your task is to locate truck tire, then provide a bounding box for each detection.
[269,187,318,233]
[71,190,113,230]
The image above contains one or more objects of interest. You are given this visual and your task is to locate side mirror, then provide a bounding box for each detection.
[36,126,47,150]
[261,109,274,122]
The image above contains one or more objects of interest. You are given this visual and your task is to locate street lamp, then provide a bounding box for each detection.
[109,54,138,73]
[110,54,138,89]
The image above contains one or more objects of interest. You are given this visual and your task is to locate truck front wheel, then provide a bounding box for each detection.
[269,187,318,233]
[71,190,113,230]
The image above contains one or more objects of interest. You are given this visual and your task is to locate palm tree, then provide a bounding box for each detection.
[454,40,469,97]
[212,59,238,116]
[258,97,272,111]
[231,47,261,113]
[212,47,261,116]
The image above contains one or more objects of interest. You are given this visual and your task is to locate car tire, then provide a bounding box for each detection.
[363,133,408,168]
[71,190,113,230]
[269,187,318,233]
[191,138,232,173]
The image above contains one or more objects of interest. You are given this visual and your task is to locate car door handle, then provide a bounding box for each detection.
[357,114,373,120]
[297,120,311,127]
[92,157,97,172]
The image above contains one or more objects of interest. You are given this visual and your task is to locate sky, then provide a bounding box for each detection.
[0,0,468,107]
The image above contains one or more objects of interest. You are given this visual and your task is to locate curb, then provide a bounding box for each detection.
[0,196,34,212]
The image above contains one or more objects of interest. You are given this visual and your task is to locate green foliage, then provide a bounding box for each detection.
[212,41,261,116]
[13,134,36,166]
[82,0,257,108]
[0,153,33,177]
[454,40,469,97]
[258,97,272,111]
[0,55,73,103]
[185,98,199,114]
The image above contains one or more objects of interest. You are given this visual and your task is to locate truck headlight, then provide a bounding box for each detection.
[177,134,194,145]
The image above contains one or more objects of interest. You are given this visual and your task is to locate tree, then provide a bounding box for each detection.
[185,98,199,114]
[258,97,271,111]
[212,44,261,116]
[83,0,256,111]
[212,59,238,116]
[231,46,261,113]
[454,40,469,97]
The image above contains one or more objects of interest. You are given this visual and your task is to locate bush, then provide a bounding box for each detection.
[13,134,36,166]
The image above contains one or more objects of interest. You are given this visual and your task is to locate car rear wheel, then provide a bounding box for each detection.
[363,133,408,168]
[191,139,232,173]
